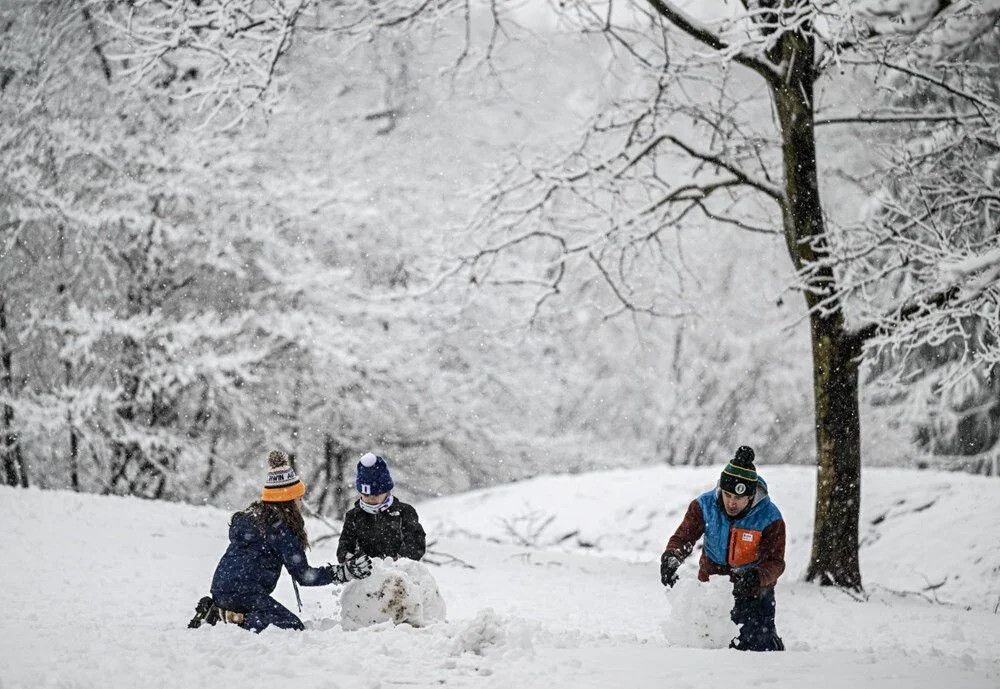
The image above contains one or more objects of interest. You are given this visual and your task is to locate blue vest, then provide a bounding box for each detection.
[696,476,782,571]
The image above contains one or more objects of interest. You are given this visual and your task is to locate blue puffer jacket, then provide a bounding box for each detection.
[210,511,337,600]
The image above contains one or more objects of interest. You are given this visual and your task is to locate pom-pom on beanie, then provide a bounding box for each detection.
[356,452,394,496]
[261,450,306,502]
[720,445,758,497]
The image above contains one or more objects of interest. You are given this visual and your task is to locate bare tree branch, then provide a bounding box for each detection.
[661,134,785,202]
[643,0,781,84]
[842,58,999,114]
[815,112,985,126]
[695,201,780,235]
[852,285,962,346]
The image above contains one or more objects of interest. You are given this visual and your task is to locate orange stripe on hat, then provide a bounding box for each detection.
[261,451,306,502]
[262,481,305,502]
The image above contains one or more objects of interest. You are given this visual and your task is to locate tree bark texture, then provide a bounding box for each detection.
[770,23,863,590]
[805,313,863,588]
[0,294,28,487]
[316,433,352,516]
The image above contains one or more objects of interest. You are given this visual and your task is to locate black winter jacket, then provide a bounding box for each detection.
[336,499,426,563]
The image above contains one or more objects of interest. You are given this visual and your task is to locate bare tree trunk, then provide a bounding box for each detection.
[68,363,79,491]
[0,293,28,487]
[316,433,334,514]
[332,437,351,514]
[771,26,863,590]
[805,316,863,588]
[287,373,303,470]
[316,433,353,515]
[56,228,79,491]
[108,333,142,494]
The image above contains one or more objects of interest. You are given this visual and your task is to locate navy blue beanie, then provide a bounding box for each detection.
[356,452,394,496]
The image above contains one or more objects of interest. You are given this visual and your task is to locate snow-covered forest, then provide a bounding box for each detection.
[3,0,1000,575]
[2,1,1000,685]
[3,0,997,494]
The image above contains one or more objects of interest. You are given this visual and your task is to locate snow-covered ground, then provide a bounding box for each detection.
[1,465,998,688]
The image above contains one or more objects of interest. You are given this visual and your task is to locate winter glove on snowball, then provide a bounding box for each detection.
[327,553,372,583]
[732,568,759,598]
[345,552,373,580]
[660,552,681,588]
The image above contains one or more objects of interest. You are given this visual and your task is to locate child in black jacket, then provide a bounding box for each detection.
[336,452,426,563]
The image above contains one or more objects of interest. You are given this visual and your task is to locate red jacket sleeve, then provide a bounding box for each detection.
[665,499,705,560]
[755,518,786,588]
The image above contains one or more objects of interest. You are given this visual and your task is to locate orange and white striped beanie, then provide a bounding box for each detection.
[261,450,306,502]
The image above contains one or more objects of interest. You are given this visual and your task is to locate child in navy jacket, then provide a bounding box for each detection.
[189,451,372,632]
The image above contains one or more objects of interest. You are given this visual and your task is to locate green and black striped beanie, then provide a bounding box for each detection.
[720,445,757,496]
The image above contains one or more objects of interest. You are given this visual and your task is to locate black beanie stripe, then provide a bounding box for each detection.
[720,446,757,496]
[722,464,757,482]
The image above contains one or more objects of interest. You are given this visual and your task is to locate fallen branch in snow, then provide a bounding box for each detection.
[867,581,954,607]
[422,548,476,569]
[498,510,556,547]
[831,584,869,603]
[922,578,947,592]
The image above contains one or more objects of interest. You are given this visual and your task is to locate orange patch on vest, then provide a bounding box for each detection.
[728,527,761,567]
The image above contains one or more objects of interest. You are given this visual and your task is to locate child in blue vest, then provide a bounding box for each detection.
[659,446,786,651]
[188,451,373,632]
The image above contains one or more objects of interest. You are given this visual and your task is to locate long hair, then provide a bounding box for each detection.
[240,500,309,549]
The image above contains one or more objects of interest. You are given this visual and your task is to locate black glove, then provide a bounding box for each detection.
[660,552,681,587]
[732,568,759,598]
[344,552,373,580]
[328,553,373,584]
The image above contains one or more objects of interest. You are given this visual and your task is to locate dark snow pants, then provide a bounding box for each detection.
[730,588,784,651]
[211,591,304,633]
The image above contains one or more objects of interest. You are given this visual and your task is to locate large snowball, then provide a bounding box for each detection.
[339,558,447,631]
[660,577,737,648]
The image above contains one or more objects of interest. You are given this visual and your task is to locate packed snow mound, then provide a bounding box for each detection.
[449,608,534,657]
[339,558,446,631]
[661,578,737,649]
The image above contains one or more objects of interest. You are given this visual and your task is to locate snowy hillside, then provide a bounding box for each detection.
[2,466,999,689]
[419,465,1000,610]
